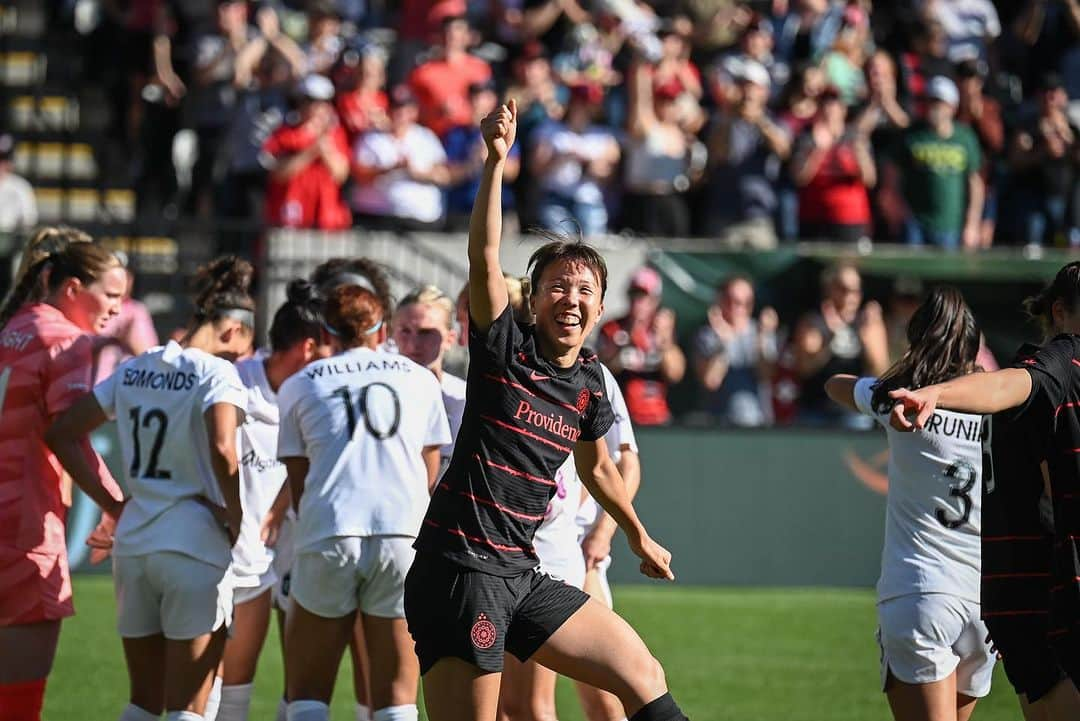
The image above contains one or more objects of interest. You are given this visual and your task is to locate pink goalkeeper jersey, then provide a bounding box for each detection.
[0,303,119,554]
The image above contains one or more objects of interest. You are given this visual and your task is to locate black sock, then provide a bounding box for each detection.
[630,692,688,721]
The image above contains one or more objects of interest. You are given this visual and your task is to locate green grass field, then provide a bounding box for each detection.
[46,576,1022,721]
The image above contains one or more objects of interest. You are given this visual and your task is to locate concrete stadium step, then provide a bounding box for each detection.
[0,50,46,87]
[14,141,99,182]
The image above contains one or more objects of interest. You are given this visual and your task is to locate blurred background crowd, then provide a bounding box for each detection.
[5,0,1080,249]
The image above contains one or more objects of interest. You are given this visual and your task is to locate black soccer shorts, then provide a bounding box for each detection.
[987,615,1068,702]
[404,551,590,674]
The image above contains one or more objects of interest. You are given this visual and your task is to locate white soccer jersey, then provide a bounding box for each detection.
[575,364,638,535]
[853,377,984,603]
[533,453,585,585]
[234,355,287,584]
[439,371,467,477]
[277,347,452,553]
[94,341,248,569]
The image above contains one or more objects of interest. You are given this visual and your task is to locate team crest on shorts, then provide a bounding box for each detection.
[575,388,590,414]
[471,613,497,650]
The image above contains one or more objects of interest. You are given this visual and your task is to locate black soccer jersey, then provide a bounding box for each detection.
[982,343,1055,619]
[1013,334,1080,631]
[415,305,616,576]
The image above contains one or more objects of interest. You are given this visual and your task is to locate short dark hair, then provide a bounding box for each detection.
[527,236,608,300]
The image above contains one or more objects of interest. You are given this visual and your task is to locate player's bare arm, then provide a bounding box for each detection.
[824,374,860,413]
[889,368,1033,431]
[582,445,641,569]
[574,437,673,581]
[205,403,244,543]
[282,456,310,514]
[45,393,125,520]
[468,99,518,332]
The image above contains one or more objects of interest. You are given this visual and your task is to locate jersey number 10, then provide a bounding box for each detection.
[333,383,401,440]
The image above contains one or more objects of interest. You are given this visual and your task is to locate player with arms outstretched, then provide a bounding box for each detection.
[278,284,450,721]
[404,99,688,721]
[0,239,126,721]
[825,287,996,721]
[47,256,255,721]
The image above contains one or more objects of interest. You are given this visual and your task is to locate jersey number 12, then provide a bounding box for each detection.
[129,406,171,479]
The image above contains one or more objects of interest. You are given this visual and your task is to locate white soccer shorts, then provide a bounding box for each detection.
[290,535,414,619]
[233,565,279,606]
[877,593,996,697]
[113,551,234,640]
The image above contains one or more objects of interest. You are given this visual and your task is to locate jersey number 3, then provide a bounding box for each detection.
[334,383,400,440]
[937,460,976,529]
[129,406,171,479]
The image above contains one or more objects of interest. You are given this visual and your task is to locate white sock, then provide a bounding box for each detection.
[275,698,288,721]
[356,704,372,721]
[286,700,330,721]
[203,676,223,721]
[165,713,204,721]
[118,704,160,721]
[216,683,253,721]
[372,705,419,721]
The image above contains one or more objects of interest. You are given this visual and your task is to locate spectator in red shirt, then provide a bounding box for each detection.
[408,12,493,137]
[790,86,876,242]
[262,74,352,230]
[333,42,390,147]
[598,267,686,426]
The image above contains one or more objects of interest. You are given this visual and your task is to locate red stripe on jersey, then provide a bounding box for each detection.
[1055,401,1080,418]
[1049,628,1070,637]
[981,572,1052,580]
[478,455,557,486]
[422,519,532,553]
[481,374,579,415]
[982,610,1049,617]
[983,535,1048,542]
[454,487,546,521]
[479,415,573,453]
[1072,359,1080,367]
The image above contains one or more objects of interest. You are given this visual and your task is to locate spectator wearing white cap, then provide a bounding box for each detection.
[261,74,353,230]
[597,267,686,426]
[0,134,36,233]
[702,59,791,249]
[893,75,984,250]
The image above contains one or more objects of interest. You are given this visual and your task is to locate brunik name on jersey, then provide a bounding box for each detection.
[513,400,581,443]
[304,358,412,380]
[122,367,198,391]
[924,412,982,442]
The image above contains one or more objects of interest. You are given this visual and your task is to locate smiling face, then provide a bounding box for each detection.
[531,259,604,361]
[393,301,456,371]
[63,265,127,333]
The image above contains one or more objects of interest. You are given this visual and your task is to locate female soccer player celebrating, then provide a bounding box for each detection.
[404,99,686,721]
[278,284,451,721]
[892,265,1080,721]
[47,256,255,721]
[0,239,126,721]
[219,279,333,721]
[500,361,641,721]
[826,287,995,721]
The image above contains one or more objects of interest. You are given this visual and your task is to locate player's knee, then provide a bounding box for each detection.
[632,655,667,698]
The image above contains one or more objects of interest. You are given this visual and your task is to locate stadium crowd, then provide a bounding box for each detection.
[59,0,1080,247]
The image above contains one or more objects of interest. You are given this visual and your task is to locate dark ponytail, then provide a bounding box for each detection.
[871,286,980,413]
[269,279,324,352]
[310,257,393,316]
[1024,261,1080,336]
[190,255,255,328]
